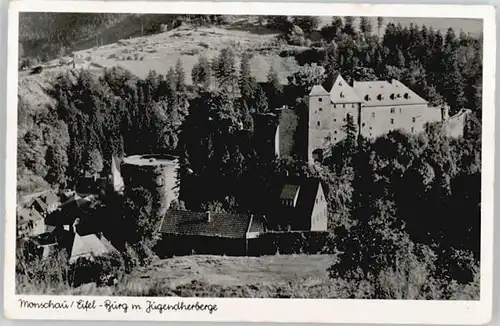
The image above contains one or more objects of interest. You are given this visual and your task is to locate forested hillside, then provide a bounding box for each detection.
[17,15,482,299]
[19,13,231,61]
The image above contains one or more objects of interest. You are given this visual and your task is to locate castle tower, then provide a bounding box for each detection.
[308,85,331,163]
[441,103,450,122]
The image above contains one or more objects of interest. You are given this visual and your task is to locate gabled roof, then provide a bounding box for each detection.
[22,190,60,212]
[275,177,322,220]
[309,85,328,96]
[39,191,60,207]
[352,79,427,107]
[329,74,363,103]
[160,210,265,239]
[69,233,117,263]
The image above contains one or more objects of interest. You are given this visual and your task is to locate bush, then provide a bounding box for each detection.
[198,42,210,49]
[286,25,306,46]
[181,48,200,56]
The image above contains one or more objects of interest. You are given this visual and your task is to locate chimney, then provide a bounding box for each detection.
[72,218,80,235]
[205,211,211,222]
[441,104,450,122]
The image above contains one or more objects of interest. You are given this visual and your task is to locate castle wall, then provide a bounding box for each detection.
[359,103,432,139]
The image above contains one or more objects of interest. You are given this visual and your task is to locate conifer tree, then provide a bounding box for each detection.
[212,47,238,99]
[342,113,357,150]
[239,51,256,103]
[377,17,384,36]
[266,64,283,110]
[191,55,211,90]
[343,17,356,36]
[175,58,186,93]
[360,17,372,36]
[253,84,268,114]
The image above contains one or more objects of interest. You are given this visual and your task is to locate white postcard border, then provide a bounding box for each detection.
[4,1,496,324]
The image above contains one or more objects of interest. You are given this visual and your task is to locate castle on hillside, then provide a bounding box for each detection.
[264,74,470,164]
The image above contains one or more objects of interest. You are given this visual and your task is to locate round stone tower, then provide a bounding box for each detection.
[121,154,180,217]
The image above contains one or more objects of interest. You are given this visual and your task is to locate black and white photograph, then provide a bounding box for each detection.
[4,1,496,324]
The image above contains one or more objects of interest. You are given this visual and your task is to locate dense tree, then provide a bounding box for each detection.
[266,64,283,110]
[191,55,211,90]
[287,63,326,102]
[377,17,384,36]
[253,84,269,114]
[85,149,104,176]
[292,16,320,34]
[343,17,356,36]
[239,51,257,103]
[174,58,186,93]
[267,16,292,32]
[359,17,372,36]
[212,47,238,99]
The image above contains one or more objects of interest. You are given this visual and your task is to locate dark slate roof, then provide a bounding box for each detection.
[275,177,322,220]
[160,210,265,238]
[280,184,301,201]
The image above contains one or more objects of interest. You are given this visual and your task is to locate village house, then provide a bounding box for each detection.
[16,190,61,238]
[268,177,328,232]
[21,190,60,217]
[69,219,118,264]
[157,210,266,257]
[76,156,125,195]
[17,207,46,238]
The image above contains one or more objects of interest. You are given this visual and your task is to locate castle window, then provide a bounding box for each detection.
[412,117,416,123]
[362,122,366,127]
[343,104,346,108]
[318,98,323,102]
[317,121,320,127]
[377,94,383,101]
[352,104,356,108]
[411,127,415,133]
[333,104,336,108]
[371,112,375,118]
[334,118,336,122]
[319,108,323,112]
[390,93,395,100]
[340,92,345,98]
[390,108,396,114]
[404,93,410,99]
[334,130,337,134]
[391,118,395,124]
[364,94,370,101]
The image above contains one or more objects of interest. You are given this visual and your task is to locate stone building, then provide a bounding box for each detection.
[267,177,328,232]
[274,73,466,163]
[305,74,450,162]
[121,154,180,217]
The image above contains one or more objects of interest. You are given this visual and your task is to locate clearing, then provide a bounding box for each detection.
[73,254,341,298]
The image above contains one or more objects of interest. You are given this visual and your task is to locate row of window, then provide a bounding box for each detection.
[315,105,416,117]
[316,115,417,126]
